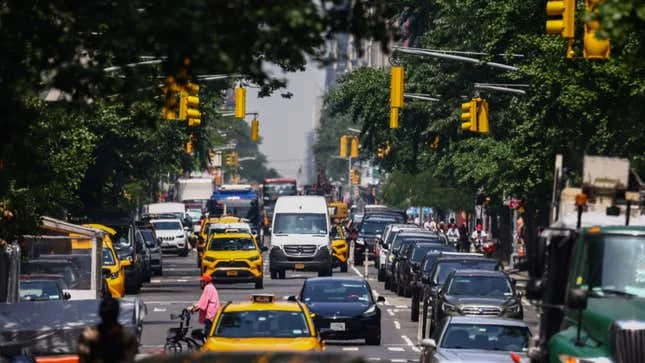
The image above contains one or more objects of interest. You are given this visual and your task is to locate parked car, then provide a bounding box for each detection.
[354,215,398,265]
[19,274,71,302]
[296,277,385,345]
[419,316,531,363]
[101,220,145,294]
[395,242,455,298]
[137,227,163,276]
[376,223,423,280]
[412,250,464,322]
[386,231,442,291]
[330,224,349,272]
[433,269,523,325]
[421,253,503,335]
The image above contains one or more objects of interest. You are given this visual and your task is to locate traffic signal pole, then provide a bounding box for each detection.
[393,46,522,72]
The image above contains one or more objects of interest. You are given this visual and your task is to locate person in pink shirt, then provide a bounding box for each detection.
[188,274,221,336]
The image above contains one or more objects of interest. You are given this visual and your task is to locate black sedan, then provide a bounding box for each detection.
[296,277,385,345]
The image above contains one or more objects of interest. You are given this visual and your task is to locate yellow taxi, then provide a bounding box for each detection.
[330,225,349,273]
[202,294,325,352]
[197,216,250,267]
[201,232,266,289]
[70,224,131,298]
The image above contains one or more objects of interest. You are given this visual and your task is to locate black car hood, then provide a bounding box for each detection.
[306,302,372,317]
[446,295,517,306]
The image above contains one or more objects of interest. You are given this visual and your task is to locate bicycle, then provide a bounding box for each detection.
[164,309,205,354]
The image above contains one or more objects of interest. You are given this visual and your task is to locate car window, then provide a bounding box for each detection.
[447,275,513,297]
[441,323,530,352]
[302,281,371,303]
[19,280,62,301]
[360,220,392,235]
[208,237,256,251]
[433,260,500,284]
[274,213,327,235]
[140,230,157,247]
[214,311,310,338]
[103,248,116,266]
[110,224,133,249]
[411,245,453,262]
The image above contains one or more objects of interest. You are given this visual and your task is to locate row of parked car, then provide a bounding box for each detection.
[348,208,531,362]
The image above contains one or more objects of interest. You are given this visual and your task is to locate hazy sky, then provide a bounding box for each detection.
[245,62,326,183]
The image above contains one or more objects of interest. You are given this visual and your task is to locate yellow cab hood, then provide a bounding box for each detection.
[205,250,260,260]
[203,337,320,352]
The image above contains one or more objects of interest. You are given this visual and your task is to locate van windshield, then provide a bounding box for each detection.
[274,213,327,234]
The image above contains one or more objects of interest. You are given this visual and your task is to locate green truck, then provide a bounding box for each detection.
[526,156,645,362]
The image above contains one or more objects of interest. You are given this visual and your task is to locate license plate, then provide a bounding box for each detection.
[294,263,305,269]
[226,270,238,276]
[330,322,345,331]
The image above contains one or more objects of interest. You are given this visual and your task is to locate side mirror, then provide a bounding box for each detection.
[121,259,132,267]
[376,295,385,303]
[421,338,436,350]
[567,288,588,310]
[63,292,71,300]
[261,246,268,252]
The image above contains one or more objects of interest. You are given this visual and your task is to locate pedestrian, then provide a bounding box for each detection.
[423,216,432,231]
[459,223,469,252]
[77,298,137,363]
[188,274,221,337]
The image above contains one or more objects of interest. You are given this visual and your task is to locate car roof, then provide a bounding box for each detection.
[446,315,530,328]
[304,277,367,284]
[396,231,440,238]
[210,232,253,239]
[450,269,508,277]
[222,301,305,313]
[150,218,182,223]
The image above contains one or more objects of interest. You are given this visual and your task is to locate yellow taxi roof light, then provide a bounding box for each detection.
[588,226,602,234]
[250,294,275,303]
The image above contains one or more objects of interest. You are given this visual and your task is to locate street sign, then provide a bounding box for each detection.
[508,198,522,209]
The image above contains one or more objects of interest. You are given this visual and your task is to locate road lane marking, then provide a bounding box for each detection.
[395,305,408,309]
[351,264,365,278]
[390,360,408,363]
[394,320,401,329]
[153,307,166,312]
[366,358,381,361]
[387,347,405,352]
[387,309,395,317]
[342,347,359,351]
[401,335,420,353]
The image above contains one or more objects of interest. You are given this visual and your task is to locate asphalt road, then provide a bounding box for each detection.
[136,248,539,362]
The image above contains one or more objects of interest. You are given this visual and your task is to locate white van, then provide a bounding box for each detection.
[269,196,332,279]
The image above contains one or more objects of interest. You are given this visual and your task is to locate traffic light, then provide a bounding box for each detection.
[251,119,259,142]
[389,66,404,129]
[339,135,348,157]
[225,153,233,166]
[461,99,476,132]
[185,140,193,154]
[583,0,610,60]
[233,151,239,166]
[476,99,489,134]
[377,147,385,159]
[180,81,201,126]
[350,137,359,158]
[235,87,246,119]
[162,76,180,120]
[546,0,575,38]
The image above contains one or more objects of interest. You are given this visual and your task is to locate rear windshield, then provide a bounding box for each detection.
[214,311,310,338]
[433,260,500,284]
[411,245,454,262]
[360,220,393,235]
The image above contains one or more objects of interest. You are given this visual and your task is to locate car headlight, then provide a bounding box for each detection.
[505,303,521,313]
[176,234,185,239]
[248,255,261,262]
[442,303,458,313]
[363,305,377,316]
[355,239,365,245]
[558,355,613,363]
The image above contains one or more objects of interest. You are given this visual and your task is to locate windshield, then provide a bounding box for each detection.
[273,213,327,235]
[140,230,157,246]
[447,275,513,297]
[302,280,372,303]
[20,280,62,301]
[581,234,645,298]
[208,237,256,251]
[411,245,452,262]
[103,248,116,266]
[152,221,183,230]
[360,220,391,235]
[440,323,530,352]
[110,224,133,249]
[214,310,311,338]
[434,260,500,285]
[263,183,297,200]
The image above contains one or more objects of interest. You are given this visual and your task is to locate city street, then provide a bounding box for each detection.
[137,248,539,362]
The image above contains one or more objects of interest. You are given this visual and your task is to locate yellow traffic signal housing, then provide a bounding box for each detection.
[389,108,400,129]
[339,135,348,158]
[461,99,477,132]
[476,99,490,134]
[225,153,233,166]
[233,152,239,166]
[546,0,575,38]
[180,82,201,126]
[377,147,385,159]
[251,119,259,142]
[235,87,246,119]
[162,76,180,120]
[185,140,193,154]
[350,137,359,158]
[583,0,610,60]
[390,66,404,109]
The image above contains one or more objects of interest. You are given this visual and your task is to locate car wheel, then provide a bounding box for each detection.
[254,278,263,289]
[340,262,348,273]
[365,332,381,346]
[411,291,420,322]
[278,270,286,279]
[270,270,278,279]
